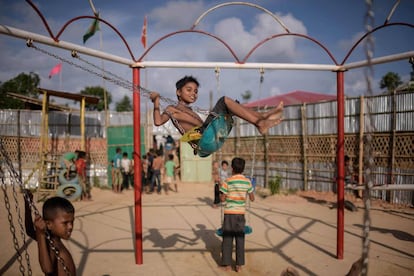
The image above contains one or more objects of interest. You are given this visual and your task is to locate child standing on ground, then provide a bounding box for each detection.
[172,150,180,192]
[75,150,89,201]
[150,149,164,194]
[25,192,76,275]
[112,147,123,193]
[219,157,255,272]
[164,153,176,194]
[141,154,149,192]
[219,160,229,182]
[150,76,283,154]
[121,152,132,191]
[212,161,220,208]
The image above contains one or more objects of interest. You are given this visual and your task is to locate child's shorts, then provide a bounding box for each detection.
[165,176,173,183]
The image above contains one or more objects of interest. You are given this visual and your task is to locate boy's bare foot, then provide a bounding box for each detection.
[264,101,284,121]
[235,265,242,272]
[257,117,283,135]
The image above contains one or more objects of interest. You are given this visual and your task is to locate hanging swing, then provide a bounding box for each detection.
[215,69,264,237]
[181,113,234,158]
[180,68,234,158]
[215,205,253,236]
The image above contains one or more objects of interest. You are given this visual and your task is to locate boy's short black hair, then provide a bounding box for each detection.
[176,76,199,90]
[77,151,86,158]
[168,153,174,160]
[43,197,75,221]
[231,157,245,174]
[221,160,229,166]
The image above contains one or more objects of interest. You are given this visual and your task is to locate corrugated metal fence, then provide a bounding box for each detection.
[0,92,413,204]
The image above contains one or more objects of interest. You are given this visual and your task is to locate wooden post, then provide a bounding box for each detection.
[358,96,364,186]
[80,97,86,151]
[301,103,308,191]
[389,90,397,201]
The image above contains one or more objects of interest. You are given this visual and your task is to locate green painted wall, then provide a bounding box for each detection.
[180,142,212,183]
[107,126,145,187]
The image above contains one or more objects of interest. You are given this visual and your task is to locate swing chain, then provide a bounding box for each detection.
[1,179,29,275]
[28,42,211,116]
[1,140,71,276]
[11,179,33,276]
[1,142,33,275]
[361,0,375,275]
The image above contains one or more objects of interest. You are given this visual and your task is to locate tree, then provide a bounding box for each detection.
[115,95,132,112]
[380,72,402,93]
[241,90,252,103]
[79,86,112,111]
[0,72,40,109]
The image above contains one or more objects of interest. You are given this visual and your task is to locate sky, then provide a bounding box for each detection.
[0,0,413,110]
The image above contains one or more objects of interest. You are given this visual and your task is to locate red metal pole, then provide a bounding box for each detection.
[336,70,345,259]
[132,67,143,264]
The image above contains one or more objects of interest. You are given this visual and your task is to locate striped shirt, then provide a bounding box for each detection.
[220,174,253,215]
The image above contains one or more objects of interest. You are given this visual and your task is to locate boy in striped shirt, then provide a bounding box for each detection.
[219,157,255,272]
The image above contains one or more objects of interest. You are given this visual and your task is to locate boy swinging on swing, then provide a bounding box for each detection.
[150,75,284,153]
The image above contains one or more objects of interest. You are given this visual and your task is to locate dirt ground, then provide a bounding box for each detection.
[1,181,413,276]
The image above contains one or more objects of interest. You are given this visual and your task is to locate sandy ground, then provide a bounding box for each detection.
[1,181,414,276]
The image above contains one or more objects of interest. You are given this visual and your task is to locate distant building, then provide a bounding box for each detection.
[244,90,337,108]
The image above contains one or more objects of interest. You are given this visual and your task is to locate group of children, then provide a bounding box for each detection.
[142,148,180,195]
[111,147,135,193]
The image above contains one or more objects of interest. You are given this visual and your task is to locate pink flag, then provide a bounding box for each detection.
[141,16,147,49]
[48,63,62,79]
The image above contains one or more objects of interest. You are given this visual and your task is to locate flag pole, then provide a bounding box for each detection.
[59,66,62,91]
[142,15,151,151]
[100,23,109,128]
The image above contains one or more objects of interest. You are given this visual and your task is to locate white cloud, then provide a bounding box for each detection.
[150,0,205,30]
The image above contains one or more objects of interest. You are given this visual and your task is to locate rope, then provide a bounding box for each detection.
[361,1,375,275]
[0,139,71,276]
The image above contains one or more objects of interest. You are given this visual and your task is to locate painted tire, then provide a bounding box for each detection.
[56,183,82,201]
[58,170,79,185]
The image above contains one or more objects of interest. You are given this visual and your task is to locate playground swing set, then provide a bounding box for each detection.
[0,1,413,275]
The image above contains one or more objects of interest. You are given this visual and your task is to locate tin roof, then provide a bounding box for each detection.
[244,90,337,108]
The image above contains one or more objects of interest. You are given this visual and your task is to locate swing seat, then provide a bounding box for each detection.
[197,115,233,158]
[215,225,253,237]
